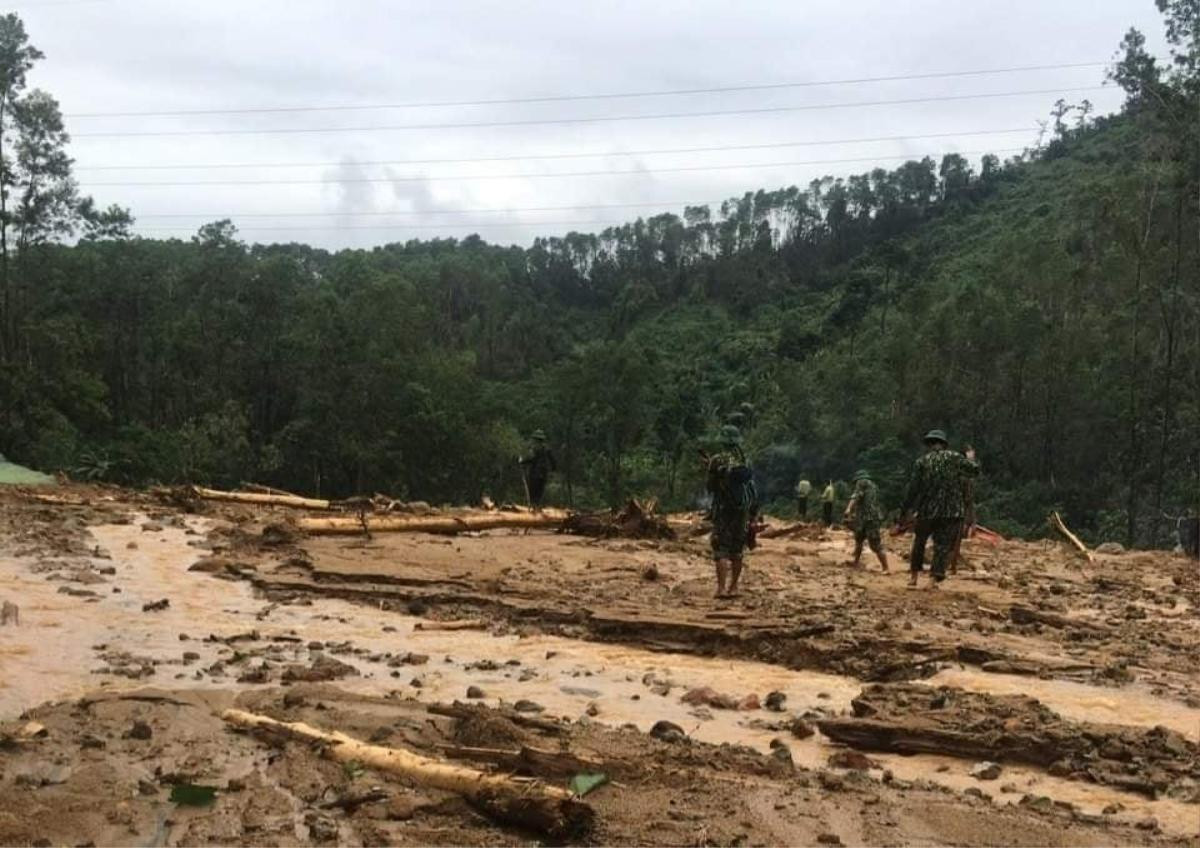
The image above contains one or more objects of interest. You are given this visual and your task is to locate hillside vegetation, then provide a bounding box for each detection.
[0,5,1195,545]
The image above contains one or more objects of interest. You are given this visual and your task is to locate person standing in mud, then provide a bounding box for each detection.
[518,430,556,513]
[706,425,758,598]
[844,470,889,572]
[795,476,812,519]
[821,480,836,527]
[897,429,979,589]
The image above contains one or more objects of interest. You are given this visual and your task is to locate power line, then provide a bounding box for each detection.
[64,61,1108,119]
[133,199,726,219]
[71,86,1111,139]
[73,127,1037,171]
[79,148,1025,187]
[135,220,630,233]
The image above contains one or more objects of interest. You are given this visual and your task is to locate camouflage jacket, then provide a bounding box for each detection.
[520,445,556,479]
[901,448,979,519]
[847,479,885,529]
[706,449,757,517]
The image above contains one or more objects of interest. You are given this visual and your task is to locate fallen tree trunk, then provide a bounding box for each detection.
[221,708,592,837]
[1009,605,1109,633]
[1049,511,1095,564]
[195,486,334,511]
[298,511,564,536]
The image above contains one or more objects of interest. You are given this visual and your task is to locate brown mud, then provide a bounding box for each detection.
[0,484,1197,845]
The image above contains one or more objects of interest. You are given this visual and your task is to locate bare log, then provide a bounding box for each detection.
[239,482,306,498]
[1049,510,1095,564]
[413,619,488,632]
[194,486,333,511]
[221,708,592,837]
[298,511,564,536]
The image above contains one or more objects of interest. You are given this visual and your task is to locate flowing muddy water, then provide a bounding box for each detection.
[1,518,1197,837]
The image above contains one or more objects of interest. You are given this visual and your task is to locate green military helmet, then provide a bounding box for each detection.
[923,428,948,445]
[719,424,742,446]
[532,429,547,442]
[853,469,871,481]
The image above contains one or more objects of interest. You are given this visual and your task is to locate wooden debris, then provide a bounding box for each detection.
[194,486,333,511]
[1049,511,1095,564]
[559,498,674,540]
[1009,605,1109,633]
[299,511,565,536]
[413,619,488,632]
[221,708,592,837]
[427,703,564,736]
[437,744,606,778]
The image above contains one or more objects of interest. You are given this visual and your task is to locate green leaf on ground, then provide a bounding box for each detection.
[568,771,609,797]
[169,783,218,806]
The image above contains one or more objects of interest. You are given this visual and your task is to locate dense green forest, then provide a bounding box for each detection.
[0,4,1196,546]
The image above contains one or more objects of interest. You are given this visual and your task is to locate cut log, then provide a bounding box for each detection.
[221,708,592,837]
[239,482,306,498]
[298,511,564,536]
[194,486,333,511]
[1049,511,1095,564]
[1009,605,1109,633]
[413,619,488,632]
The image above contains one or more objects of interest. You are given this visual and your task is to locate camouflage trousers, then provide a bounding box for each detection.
[711,510,749,560]
[854,521,883,554]
[910,517,962,581]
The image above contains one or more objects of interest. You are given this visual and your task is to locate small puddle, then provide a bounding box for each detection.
[1,519,1196,837]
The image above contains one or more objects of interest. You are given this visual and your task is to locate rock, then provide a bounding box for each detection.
[512,699,544,713]
[140,522,163,532]
[137,779,158,795]
[181,651,200,663]
[789,717,816,739]
[816,834,842,845]
[406,600,429,616]
[409,677,423,688]
[585,701,600,717]
[964,787,988,800]
[817,771,844,791]
[1135,818,1158,831]
[737,694,760,710]
[281,654,359,683]
[765,691,787,712]
[971,761,1002,780]
[465,685,485,699]
[142,598,169,612]
[79,734,106,750]
[127,720,152,741]
[307,641,324,651]
[828,750,875,771]
[770,744,794,771]
[929,691,949,709]
[1101,803,1123,815]
[304,812,339,842]
[282,692,306,709]
[649,720,686,743]
[1096,542,1125,555]
[850,698,877,717]
[641,564,660,581]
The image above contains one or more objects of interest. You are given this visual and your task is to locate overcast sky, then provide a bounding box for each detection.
[16,0,1170,250]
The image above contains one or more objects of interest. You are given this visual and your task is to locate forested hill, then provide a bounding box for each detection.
[0,10,1195,547]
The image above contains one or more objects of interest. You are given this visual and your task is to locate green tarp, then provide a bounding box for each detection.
[0,453,55,485]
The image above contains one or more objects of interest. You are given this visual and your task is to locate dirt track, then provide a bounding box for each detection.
[0,485,1196,846]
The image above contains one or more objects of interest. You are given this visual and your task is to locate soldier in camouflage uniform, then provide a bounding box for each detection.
[844,470,889,572]
[518,430,557,513]
[706,425,758,598]
[899,429,979,588]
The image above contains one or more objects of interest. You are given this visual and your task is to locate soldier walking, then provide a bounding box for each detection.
[518,430,557,513]
[898,429,979,589]
[844,470,890,572]
[706,425,758,598]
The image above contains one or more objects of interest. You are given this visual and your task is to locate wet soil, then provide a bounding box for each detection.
[0,485,1197,845]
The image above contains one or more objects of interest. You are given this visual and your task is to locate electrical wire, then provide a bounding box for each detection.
[70,86,1112,138]
[64,61,1108,118]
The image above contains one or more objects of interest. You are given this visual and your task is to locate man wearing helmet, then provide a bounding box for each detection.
[706,424,758,598]
[898,429,979,589]
[844,469,889,572]
[518,430,557,513]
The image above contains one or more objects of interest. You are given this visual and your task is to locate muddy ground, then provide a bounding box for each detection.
[0,484,1197,846]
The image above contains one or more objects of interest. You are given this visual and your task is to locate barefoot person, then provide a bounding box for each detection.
[706,425,758,598]
[844,470,890,572]
[518,430,556,513]
[897,429,979,589]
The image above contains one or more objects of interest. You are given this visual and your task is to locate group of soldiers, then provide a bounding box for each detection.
[702,426,980,596]
[519,424,981,598]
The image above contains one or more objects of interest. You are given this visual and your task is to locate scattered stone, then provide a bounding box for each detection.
[142,598,169,613]
[281,654,359,683]
[465,686,485,699]
[226,778,246,792]
[850,698,877,717]
[137,779,158,796]
[970,761,1002,781]
[585,702,600,717]
[127,721,152,741]
[789,717,815,739]
[641,564,660,581]
[770,744,794,771]
[1136,818,1159,831]
[140,522,163,533]
[181,651,200,663]
[512,699,544,713]
[963,787,988,800]
[649,720,686,743]
[1096,542,1125,555]
[828,750,875,771]
[816,834,842,846]
[764,691,787,712]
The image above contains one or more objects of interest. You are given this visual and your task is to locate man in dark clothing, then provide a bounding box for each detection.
[898,429,979,589]
[706,425,758,598]
[518,430,556,513]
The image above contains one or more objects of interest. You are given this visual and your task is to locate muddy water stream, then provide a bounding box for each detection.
[1,518,1196,836]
